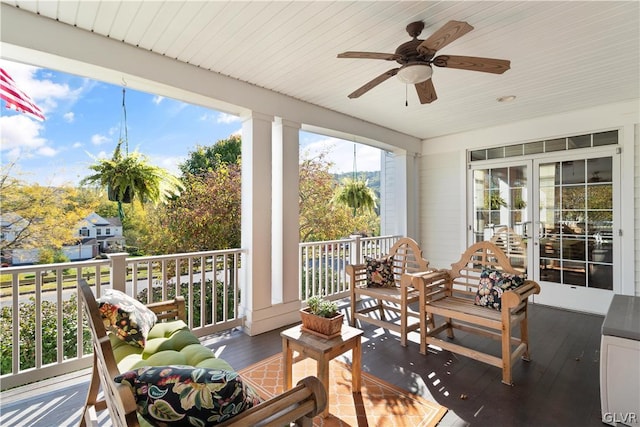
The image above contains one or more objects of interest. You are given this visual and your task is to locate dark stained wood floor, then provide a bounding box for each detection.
[0,302,606,427]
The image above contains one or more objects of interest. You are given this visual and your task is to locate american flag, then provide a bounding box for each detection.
[0,67,45,121]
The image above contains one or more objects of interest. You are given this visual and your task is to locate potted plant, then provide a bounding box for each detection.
[82,139,182,218]
[300,295,344,339]
[592,232,608,262]
[485,191,507,210]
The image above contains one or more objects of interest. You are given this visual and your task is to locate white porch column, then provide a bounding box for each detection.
[382,151,420,239]
[240,112,274,335]
[272,118,301,306]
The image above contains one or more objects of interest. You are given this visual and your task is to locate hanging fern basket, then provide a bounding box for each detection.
[107,185,133,203]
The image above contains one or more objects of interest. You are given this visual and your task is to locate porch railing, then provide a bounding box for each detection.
[0,248,244,391]
[0,235,400,390]
[299,234,400,301]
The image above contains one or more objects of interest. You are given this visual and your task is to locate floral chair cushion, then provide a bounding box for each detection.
[114,365,263,426]
[365,256,395,288]
[98,288,157,348]
[475,268,525,311]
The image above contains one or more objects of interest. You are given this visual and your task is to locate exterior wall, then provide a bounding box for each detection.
[419,150,465,269]
[419,100,639,297]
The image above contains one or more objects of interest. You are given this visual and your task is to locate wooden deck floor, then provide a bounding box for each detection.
[0,302,605,427]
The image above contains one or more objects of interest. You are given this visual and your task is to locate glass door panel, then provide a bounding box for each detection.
[472,164,529,272]
[537,157,613,290]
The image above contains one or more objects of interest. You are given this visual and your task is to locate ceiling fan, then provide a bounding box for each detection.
[337,20,511,104]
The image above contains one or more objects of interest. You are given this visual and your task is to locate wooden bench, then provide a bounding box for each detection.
[78,279,326,427]
[411,241,540,385]
[346,237,432,346]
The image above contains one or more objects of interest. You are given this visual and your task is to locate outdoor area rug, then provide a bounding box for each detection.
[238,353,447,427]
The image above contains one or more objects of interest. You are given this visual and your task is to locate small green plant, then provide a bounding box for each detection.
[305,295,339,318]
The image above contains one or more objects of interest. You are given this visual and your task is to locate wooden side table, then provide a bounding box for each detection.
[281,323,364,418]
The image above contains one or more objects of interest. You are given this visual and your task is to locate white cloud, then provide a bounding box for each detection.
[91,134,110,145]
[63,112,75,123]
[0,59,85,117]
[152,95,164,105]
[153,154,186,177]
[0,115,49,160]
[37,145,58,157]
[72,142,83,148]
[217,113,241,124]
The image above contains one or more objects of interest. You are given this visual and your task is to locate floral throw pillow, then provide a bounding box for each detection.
[98,288,157,348]
[475,268,525,311]
[114,365,263,426]
[365,256,395,288]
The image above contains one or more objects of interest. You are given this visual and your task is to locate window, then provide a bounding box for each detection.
[469,130,618,162]
[80,228,89,237]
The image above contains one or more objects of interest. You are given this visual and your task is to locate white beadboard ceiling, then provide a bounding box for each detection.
[1,1,638,140]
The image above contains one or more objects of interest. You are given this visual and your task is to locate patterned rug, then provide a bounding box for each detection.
[238,353,447,427]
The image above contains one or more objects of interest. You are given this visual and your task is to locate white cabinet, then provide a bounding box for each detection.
[600,295,640,426]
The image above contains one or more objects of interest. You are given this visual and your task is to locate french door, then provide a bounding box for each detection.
[470,149,618,314]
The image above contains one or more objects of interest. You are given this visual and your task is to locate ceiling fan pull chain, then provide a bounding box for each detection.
[405,84,408,107]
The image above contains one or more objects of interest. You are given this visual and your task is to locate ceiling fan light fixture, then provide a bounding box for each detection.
[396,63,433,84]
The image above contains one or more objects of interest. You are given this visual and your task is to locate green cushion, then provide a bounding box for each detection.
[111,334,143,362]
[142,330,200,357]
[118,353,143,372]
[146,320,189,339]
[133,350,187,369]
[195,357,234,371]
[180,343,215,366]
[109,319,235,384]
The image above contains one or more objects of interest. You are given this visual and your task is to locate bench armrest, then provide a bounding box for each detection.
[409,269,452,302]
[218,376,327,426]
[146,296,186,322]
[501,280,541,309]
[346,263,367,289]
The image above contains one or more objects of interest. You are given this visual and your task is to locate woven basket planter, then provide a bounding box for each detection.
[300,308,344,340]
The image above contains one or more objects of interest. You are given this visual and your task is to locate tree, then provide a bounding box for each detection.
[138,135,243,254]
[179,135,241,176]
[0,163,96,251]
[142,163,242,253]
[299,152,379,241]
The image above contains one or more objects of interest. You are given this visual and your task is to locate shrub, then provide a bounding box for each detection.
[1,294,92,375]
[136,280,238,327]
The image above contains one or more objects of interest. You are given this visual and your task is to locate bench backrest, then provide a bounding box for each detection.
[387,237,430,286]
[447,241,521,298]
[79,279,140,426]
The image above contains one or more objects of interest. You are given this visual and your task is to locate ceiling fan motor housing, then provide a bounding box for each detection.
[395,38,434,65]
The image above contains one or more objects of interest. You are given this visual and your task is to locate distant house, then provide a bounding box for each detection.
[76,212,125,254]
[0,212,125,265]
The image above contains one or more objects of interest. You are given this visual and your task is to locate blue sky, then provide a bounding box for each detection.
[0,59,381,187]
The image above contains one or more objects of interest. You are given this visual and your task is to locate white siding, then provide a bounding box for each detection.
[419,150,465,269]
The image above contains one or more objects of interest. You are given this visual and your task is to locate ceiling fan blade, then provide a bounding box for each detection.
[338,51,402,61]
[348,68,400,99]
[415,79,437,104]
[417,20,474,56]
[433,55,511,74]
